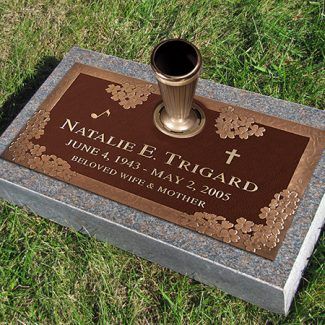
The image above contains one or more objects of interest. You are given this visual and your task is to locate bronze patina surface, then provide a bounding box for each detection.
[2,63,324,260]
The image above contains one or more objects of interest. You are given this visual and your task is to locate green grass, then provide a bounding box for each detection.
[0,0,324,323]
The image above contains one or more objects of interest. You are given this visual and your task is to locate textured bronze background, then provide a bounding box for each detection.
[2,63,324,260]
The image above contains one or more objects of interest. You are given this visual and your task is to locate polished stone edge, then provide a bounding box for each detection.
[284,195,325,314]
[0,178,285,313]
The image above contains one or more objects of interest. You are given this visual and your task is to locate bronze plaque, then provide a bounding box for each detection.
[2,63,324,260]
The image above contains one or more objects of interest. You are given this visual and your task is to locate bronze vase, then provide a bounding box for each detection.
[151,39,206,138]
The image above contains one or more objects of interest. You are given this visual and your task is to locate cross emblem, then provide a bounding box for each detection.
[225,149,240,165]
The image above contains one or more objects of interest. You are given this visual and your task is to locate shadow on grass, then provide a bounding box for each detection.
[0,56,60,136]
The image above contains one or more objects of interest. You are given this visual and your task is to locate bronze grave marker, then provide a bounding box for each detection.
[2,63,324,260]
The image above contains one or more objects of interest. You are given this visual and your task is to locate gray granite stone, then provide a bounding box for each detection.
[0,47,324,315]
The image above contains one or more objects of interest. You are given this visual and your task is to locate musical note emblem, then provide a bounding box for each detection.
[91,108,111,119]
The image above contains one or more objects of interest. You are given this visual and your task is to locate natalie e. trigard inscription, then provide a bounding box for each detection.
[61,117,260,204]
[2,63,324,260]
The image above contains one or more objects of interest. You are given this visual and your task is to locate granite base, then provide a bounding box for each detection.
[0,47,324,314]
